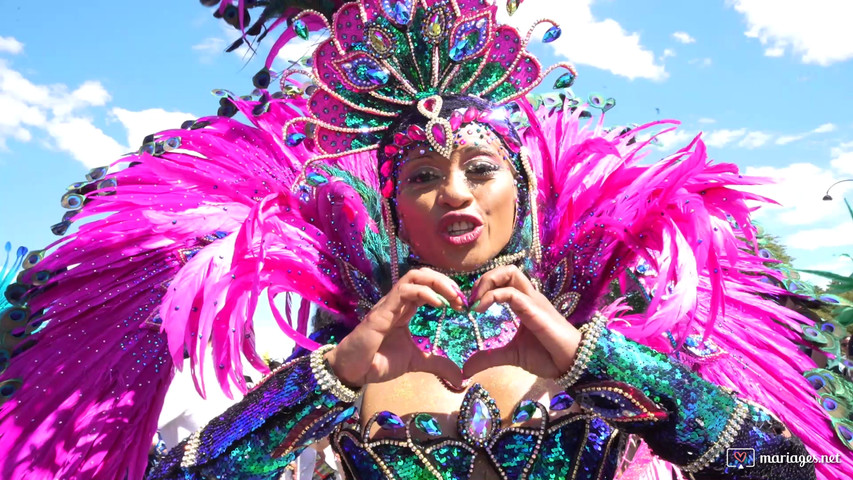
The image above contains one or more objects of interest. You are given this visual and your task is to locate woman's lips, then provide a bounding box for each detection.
[441,224,483,245]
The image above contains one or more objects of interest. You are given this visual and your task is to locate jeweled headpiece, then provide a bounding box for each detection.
[281,0,576,166]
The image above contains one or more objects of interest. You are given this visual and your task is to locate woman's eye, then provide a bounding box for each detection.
[468,162,500,176]
[406,170,441,184]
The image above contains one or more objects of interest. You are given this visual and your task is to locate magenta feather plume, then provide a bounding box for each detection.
[520,101,850,478]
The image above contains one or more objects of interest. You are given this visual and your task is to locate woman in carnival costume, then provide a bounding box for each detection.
[1,0,850,479]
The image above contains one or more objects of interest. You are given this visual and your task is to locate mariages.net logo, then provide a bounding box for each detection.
[726,448,841,469]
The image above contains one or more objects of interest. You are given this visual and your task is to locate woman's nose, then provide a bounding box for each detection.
[438,171,474,207]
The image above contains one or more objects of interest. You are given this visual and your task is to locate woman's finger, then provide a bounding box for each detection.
[470,264,536,301]
[404,268,467,310]
[409,350,465,387]
[473,286,582,372]
[471,286,544,328]
[462,343,518,378]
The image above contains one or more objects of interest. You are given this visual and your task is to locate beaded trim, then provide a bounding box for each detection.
[429,250,528,277]
[180,431,201,469]
[309,344,362,403]
[680,401,750,473]
[556,312,608,389]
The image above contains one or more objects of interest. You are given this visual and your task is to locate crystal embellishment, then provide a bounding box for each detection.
[512,400,537,423]
[293,20,309,40]
[550,392,574,411]
[554,72,576,89]
[543,26,562,43]
[414,413,443,436]
[376,411,406,429]
[458,384,501,447]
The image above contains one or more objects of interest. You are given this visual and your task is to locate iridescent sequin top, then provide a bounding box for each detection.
[147,325,816,480]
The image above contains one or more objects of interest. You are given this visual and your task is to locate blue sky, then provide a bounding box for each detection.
[1,0,852,284]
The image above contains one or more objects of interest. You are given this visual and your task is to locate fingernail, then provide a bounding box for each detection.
[451,285,467,303]
[436,294,450,307]
[469,300,480,312]
[457,292,469,308]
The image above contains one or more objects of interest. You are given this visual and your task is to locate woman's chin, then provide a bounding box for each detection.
[428,250,493,273]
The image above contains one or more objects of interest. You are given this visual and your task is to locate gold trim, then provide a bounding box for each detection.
[680,401,750,473]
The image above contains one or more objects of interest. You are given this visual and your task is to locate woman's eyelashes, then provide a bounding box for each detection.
[467,161,501,176]
[404,161,501,185]
[405,168,442,184]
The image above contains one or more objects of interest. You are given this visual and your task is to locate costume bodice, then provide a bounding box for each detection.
[332,384,623,480]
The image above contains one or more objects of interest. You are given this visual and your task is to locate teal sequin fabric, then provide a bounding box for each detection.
[333,384,623,480]
[147,327,817,480]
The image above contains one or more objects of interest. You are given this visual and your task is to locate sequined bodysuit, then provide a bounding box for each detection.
[147,327,817,480]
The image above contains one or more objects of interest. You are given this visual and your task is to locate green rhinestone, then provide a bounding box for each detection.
[554,72,576,89]
[512,400,537,423]
[414,413,443,436]
[293,19,309,40]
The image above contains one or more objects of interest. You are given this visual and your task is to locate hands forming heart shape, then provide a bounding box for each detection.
[327,264,582,388]
[409,264,583,380]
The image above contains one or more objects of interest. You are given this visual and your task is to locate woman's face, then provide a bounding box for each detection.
[395,124,518,272]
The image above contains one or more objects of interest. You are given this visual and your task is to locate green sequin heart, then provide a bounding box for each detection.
[409,302,520,369]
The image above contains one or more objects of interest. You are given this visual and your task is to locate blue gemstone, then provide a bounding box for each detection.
[550,392,574,411]
[334,406,357,425]
[543,26,562,43]
[449,37,469,62]
[298,185,311,203]
[365,68,389,85]
[512,400,537,423]
[391,0,412,24]
[376,411,405,429]
[286,133,306,147]
[414,413,442,436]
[306,173,328,186]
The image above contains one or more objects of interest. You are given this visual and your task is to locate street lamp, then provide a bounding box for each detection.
[822,179,853,201]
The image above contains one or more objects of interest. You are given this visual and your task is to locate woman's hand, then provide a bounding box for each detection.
[325,267,466,388]
[463,264,582,379]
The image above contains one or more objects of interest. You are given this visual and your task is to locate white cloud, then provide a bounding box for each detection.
[830,150,853,176]
[0,58,195,167]
[655,128,695,151]
[775,134,805,146]
[688,57,713,68]
[661,48,676,59]
[774,122,837,145]
[697,117,716,124]
[498,0,667,81]
[799,256,853,287]
[111,108,195,150]
[45,117,127,168]
[729,0,853,65]
[743,159,852,227]
[813,123,836,134]
[764,46,785,57]
[192,37,228,64]
[704,128,747,148]
[786,221,853,250]
[737,131,772,148]
[0,36,23,55]
[672,32,696,44]
[830,141,853,158]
